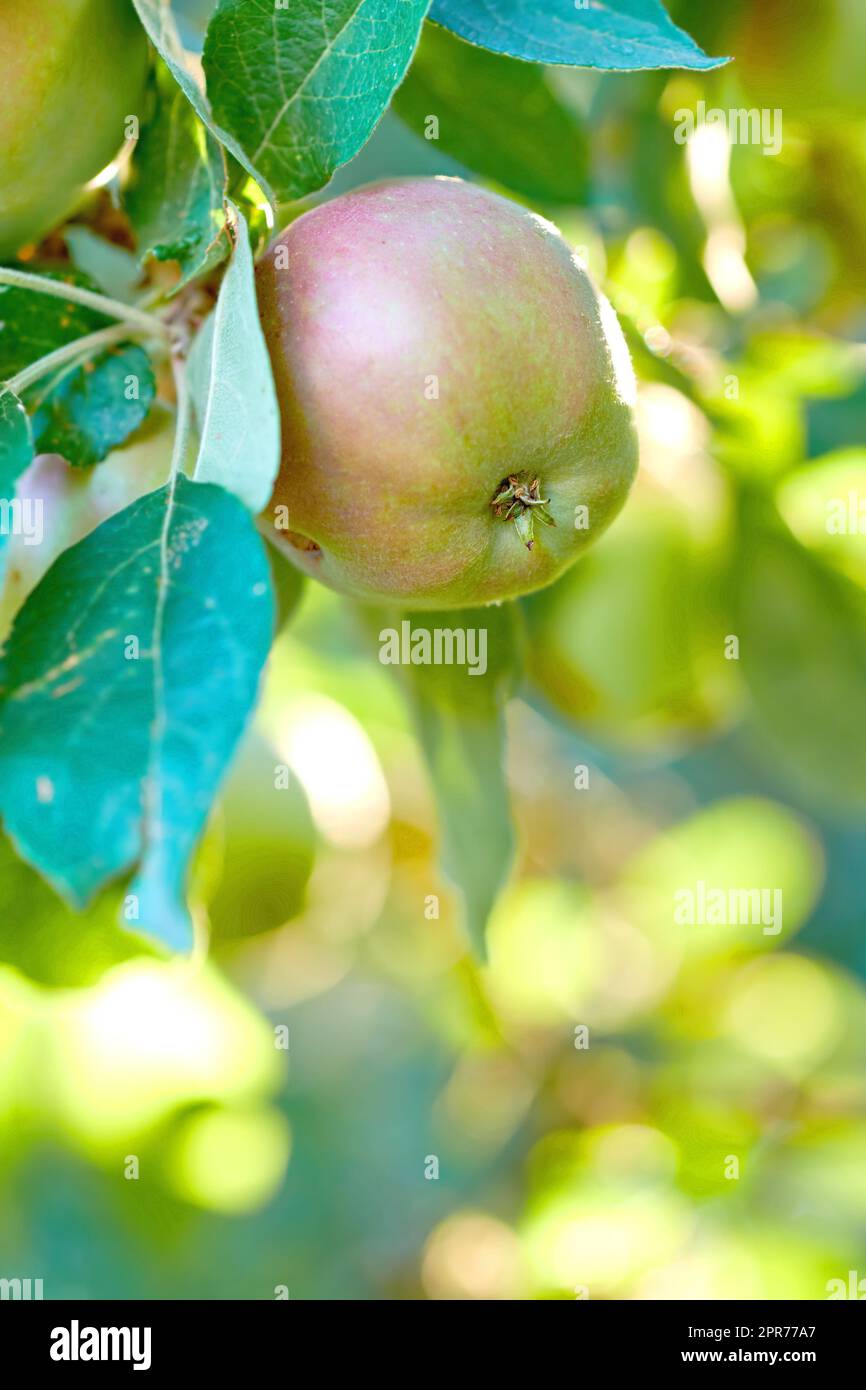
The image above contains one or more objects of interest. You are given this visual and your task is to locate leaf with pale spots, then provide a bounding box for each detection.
[202,0,431,204]
[0,475,274,952]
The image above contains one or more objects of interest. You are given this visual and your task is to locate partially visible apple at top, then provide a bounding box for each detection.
[0,0,149,259]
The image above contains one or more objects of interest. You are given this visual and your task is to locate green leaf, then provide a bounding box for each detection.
[126,63,229,292]
[0,386,33,490]
[0,831,152,988]
[429,0,728,71]
[189,206,280,513]
[743,331,866,400]
[131,0,262,193]
[29,343,156,468]
[735,492,866,811]
[393,22,587,204]
[267,537,307,634]
[0,474,274,952]
[202,0,431,204]
[0,268,105,381]
[386,605,520,957]
[206,731,315,942]
[0,268,156,467]
[0,386,34,580]
[64,228,143,304]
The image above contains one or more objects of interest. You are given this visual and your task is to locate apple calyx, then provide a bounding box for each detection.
[491,473,556,550]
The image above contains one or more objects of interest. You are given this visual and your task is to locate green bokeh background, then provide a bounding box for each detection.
[2,0,866,1300]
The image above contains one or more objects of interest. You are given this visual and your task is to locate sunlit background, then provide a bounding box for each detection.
[2,0,866,1300]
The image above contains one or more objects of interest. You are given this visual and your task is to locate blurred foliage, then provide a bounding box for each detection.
[393,23,588,206]
[2,0,866,1300]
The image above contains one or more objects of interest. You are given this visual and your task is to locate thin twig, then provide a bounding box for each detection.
[168,352,193,480]
[8,322,133,395]
[0,265,170,338]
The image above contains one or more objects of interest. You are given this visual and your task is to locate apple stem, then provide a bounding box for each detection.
[491,473,557,549]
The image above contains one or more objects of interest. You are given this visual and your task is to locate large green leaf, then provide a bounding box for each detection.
[393,22,587,204]
[735,492,866,810]
[202,0,431,204]
[429,0,727,71]
[189,206,280,513]
[0,475,274,952]
[126,64,229,292]
[385,604,521,957]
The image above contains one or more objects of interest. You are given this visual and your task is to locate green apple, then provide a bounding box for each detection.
[256,177,638,610]
[0,0,149,259]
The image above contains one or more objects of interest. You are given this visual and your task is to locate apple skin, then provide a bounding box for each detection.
[256,177,638,610]
[0,0,150,259]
